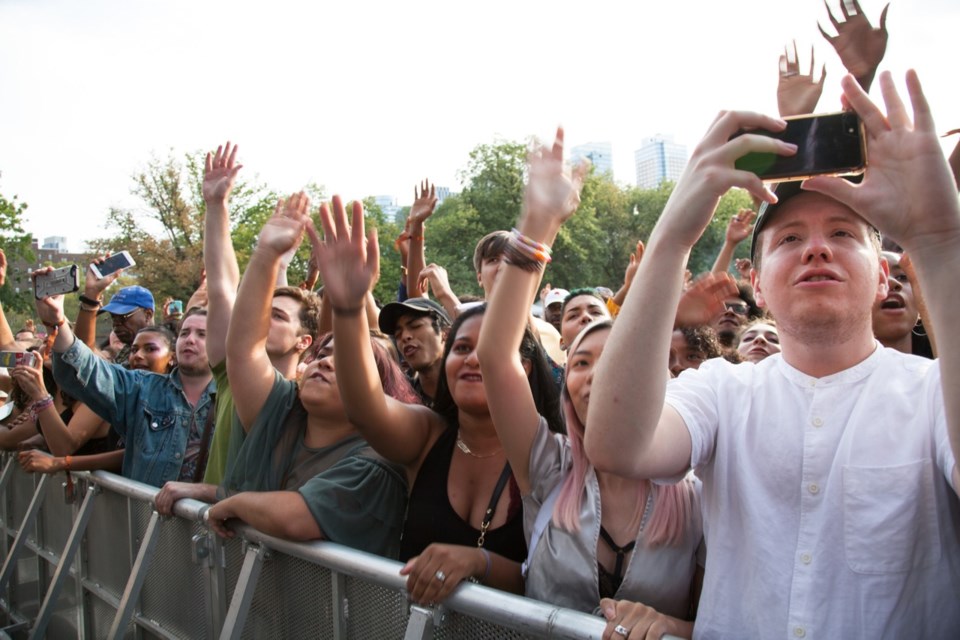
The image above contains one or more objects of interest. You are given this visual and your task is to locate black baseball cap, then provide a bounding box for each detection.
[378,298,451,335]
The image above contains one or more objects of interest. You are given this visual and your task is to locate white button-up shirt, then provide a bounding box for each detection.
[666,345,959,639]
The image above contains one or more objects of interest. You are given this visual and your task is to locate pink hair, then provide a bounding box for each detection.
[551,321,694,547]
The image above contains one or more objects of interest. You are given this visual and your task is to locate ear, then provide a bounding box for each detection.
[296,334,314,354]
[144,309,155,323]
[476,271,484,288]
[875,255,890,304]
[750,268,767,309]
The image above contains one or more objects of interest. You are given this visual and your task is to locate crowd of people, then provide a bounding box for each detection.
[2,4,959,638]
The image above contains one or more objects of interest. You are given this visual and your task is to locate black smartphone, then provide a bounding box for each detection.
[33,264,80,299]
[90,251,136,279]
[734,111,866,182]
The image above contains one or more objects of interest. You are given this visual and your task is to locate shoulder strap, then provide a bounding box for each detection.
[521,480,563,578]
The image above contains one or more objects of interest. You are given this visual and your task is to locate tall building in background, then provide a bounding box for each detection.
[634,135,688,189]
[570,142,613,177]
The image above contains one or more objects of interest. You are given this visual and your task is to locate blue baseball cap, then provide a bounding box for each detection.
[99,286,155,316]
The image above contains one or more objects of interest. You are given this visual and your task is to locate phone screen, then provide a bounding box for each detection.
[94,252,135,278]
[734,112,865,182]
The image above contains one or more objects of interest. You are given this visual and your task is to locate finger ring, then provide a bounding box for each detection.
[435,570,446,583]
[613,624,630,636]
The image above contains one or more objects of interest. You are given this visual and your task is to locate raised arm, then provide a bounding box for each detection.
[202,142,243,368]
[405,180,438,297]
[227,193,310,430]
[711,209,755,274]
[316,196,437,466]
[0,249,17,350]
[819,0,889,93]
[586,110,794,478]
[74,255,125,349]
[478,127,585,494]
[803,70,960,494]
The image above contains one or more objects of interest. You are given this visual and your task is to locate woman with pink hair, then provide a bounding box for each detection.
[477,129,702,639]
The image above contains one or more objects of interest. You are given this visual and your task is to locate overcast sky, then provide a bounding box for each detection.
[1,0,956,252]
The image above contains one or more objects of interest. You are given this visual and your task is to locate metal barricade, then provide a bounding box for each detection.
[0,454,614,639]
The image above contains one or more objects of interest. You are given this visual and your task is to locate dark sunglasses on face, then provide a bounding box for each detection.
[111,309,140,323]
[725,302,749,316]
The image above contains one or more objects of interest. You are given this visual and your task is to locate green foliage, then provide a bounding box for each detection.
[0,186,35,316]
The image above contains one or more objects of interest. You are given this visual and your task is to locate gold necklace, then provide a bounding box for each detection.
[456,434,503,459]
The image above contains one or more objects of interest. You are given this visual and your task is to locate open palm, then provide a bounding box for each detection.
[315,196,379,311]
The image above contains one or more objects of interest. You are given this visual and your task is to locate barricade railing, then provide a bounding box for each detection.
[0,453,615,639]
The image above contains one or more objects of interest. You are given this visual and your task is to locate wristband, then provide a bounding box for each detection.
[64,455,72,471]
[78,294,102,308]
[42,317,66,329]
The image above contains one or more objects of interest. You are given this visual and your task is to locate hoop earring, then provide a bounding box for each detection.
[912,319,927,338]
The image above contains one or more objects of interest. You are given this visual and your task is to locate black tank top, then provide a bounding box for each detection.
[399,426,526,562]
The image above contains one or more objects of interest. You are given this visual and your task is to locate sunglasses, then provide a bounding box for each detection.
[724,302,749,316]
[111,308,141,323]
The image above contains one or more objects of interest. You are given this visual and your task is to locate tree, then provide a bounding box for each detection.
[90,151,286,304]
[0,184,36,316]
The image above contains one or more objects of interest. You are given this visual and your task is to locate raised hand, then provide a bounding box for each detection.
[0,248,6,287]
[85,254,123,298]
[520,127,588,239]
[803,71,958,251]
[30,267,67,327]
[675,272,739,329]
[735,258,753,280]
[257,193,313,258]
[777,41,826,117]
[315,196,379,313]
[416,263,452,297]
[408,179,438,227]
[202,142,243,204]
[624,240,645,286]
[819,0,889,88]
[725,209,756,245]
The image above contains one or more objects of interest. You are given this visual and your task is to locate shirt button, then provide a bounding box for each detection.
[812,417,823,427]
[801,553,812,564]
[794,626,806,637]
[151,422,158,428]
[174,452,181,459]
[808,484,820,494]
[809,380,816,387]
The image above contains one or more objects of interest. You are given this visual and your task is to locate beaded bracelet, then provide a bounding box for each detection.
[31,395,55,414]
[510,228,552,262]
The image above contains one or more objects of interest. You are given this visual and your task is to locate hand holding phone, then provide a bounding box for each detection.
[0,351,40,369]
[733,111,866,183]
[90,251,136,280]
[33,265,80,299]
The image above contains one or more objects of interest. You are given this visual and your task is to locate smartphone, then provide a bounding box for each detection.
[90,251,136,280]
[169,300,183,315]
[33,264,80,299]
[0,351,40,368]
[733,111,866,182]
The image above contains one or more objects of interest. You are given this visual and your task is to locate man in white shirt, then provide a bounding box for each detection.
[585,71,960,639]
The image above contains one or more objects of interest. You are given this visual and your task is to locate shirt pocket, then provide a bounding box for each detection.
[141,408,178,456]
[842,459,941,574]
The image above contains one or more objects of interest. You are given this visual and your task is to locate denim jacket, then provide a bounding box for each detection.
[53,338,217,487]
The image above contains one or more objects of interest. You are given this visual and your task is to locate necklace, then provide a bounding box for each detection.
[456,434,502,459]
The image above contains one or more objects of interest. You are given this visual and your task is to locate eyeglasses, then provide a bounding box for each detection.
[111,309,141,324]
[724,302,749,316]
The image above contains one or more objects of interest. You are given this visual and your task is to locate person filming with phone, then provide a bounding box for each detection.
[71,253,154,368]
[584,69,960,639]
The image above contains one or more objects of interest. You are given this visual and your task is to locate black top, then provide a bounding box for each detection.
[399,426,526,562]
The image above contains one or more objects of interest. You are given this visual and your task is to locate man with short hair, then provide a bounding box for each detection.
[39,292,216,487]
[585,73,960,638]
[97,285,155,366]
[378,297,450,403]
